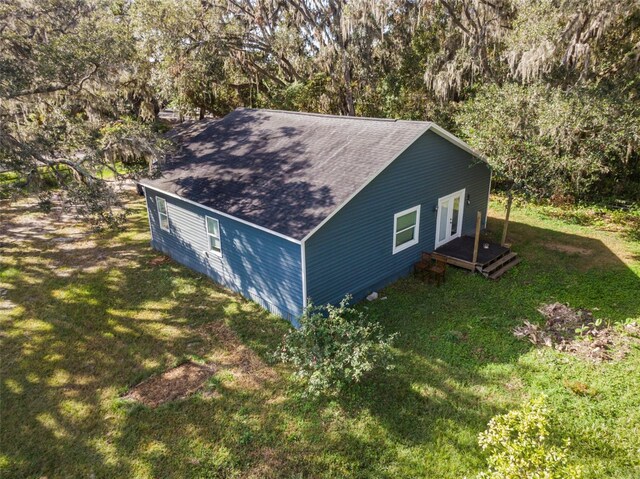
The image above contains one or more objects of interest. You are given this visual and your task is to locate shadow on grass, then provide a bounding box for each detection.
[0,198,290,477]
[1,201,638,478]
[330,213,640,476]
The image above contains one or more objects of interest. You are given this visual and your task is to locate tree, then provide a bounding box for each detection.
[0,0,169,226]
[2,0,638,216]
[130,0,245,118]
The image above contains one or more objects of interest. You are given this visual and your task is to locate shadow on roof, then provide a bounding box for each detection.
[161,110,336,239]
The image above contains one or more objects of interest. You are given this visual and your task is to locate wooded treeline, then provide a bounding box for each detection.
[1,0,638,224]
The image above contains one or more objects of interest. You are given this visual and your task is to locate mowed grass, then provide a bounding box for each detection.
[1,194,639,478]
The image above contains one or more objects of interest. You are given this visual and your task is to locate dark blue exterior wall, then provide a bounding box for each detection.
[304,130,491,306]
[145,189,303,320]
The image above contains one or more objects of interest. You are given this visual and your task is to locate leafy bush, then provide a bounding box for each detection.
[477,397,581,479]
[274,296,396,397]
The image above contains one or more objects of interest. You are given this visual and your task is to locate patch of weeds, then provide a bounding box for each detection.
[444,330,467,342]
[538,202,640,242]
[189,445,238,479]
[563,380,599,398]
[177,353,208,365]
[110,397,149,415]
[514,303,636,362]
[213,370,236,385]
[238,429,254,445]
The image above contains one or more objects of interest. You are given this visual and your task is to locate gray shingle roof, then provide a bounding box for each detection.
[140,108,435,240]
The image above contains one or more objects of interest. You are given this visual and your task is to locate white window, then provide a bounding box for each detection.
[205,216,221,254]
[156,197,169,231]
[393,205,420,254]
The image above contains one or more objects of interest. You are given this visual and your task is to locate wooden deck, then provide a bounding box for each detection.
[433,236,520,278]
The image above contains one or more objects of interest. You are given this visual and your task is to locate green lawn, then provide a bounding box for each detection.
[1,195,639,478]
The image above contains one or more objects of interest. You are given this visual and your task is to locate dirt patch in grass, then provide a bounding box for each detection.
[514,303,640,362]
[0,287,15,311]
[543,242,593,256]
[148,255,172,266]
[199,321,278,390]
[243,447,289,479]
[0,194,143,274]
[124,361,216,407]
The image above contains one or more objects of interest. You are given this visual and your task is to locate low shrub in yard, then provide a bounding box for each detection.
[275,295,396,396]
[477,396,582,479]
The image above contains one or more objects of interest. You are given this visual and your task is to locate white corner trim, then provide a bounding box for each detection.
[301,123,486,243]
[392,204,421,254]
[301,239,308,309]
[139,183,301,244]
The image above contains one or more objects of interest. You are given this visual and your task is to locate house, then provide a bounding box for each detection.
[139,108,491,321]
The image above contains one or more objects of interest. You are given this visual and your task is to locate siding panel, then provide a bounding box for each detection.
[146,191,303,319]
[305,131,491,305]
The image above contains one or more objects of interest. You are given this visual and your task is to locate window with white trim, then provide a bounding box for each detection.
[156,197,169,231]
[393,205,420,254]
[205,216,221,254]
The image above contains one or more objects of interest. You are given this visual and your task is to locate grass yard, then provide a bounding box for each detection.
[1,193,639,478]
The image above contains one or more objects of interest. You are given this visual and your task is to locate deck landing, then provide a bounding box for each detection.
[433,236,520,278]
[435,236,509,267]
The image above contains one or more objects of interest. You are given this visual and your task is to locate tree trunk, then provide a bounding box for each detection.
[343,59,355,116]
[199,107,205,120]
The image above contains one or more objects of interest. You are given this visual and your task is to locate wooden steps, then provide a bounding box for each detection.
[486,257,522,279]
[477,250,521,279]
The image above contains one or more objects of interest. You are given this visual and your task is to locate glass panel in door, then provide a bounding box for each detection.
[450,196,460,236]
[438,200,449,243]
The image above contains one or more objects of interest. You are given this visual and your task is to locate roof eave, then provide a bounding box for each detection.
[138,180,303,244]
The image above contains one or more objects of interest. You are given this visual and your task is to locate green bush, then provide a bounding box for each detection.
[477,397,581,479]
[274,296,396,397]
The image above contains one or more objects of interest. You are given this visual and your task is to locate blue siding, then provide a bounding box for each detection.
[305,130,491,305]
[145,190,303,319]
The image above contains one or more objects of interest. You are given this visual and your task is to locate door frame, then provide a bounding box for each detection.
[434,188,466,248]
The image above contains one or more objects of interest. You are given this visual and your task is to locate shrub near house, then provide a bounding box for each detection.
[275,296,397,396]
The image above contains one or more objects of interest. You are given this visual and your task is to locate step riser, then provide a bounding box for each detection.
[488,257,522,279]
[482,252,518,274]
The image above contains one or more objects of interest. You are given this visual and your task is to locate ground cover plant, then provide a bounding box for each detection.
[1,194,639,478]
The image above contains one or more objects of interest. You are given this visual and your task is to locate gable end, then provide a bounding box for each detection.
[300,124,485,243]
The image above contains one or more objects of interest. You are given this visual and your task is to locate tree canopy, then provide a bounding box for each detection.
[1,0,638,224]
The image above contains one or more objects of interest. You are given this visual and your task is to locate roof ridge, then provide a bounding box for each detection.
[234,107,431,125]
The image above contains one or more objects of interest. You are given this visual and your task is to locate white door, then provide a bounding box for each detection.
[435,188,465,248]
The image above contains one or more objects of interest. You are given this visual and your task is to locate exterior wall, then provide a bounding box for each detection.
[304,130,491,306]
[145,189,303,320]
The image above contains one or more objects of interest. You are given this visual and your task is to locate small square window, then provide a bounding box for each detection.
[393,205,420,254]
[156,197,169,231]
[205,216,221,254]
